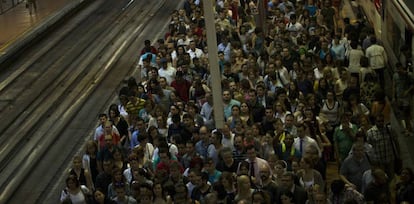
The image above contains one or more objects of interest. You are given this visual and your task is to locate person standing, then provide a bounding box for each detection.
[26,0,37,15]
[366,114,398,178]
[365,37,387,87]
[392,62,414,136]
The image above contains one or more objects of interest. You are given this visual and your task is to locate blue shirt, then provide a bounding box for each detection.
[130,130,140,149]
[195,140,209,159]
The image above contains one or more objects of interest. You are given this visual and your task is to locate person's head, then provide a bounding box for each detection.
[158,147,171,163]
[246,145,257,161]
[173,183,189,202]
[238,160,250,175]
[237,175,251,191]
[114,182,127,199]
[204,192,218,204]
[291,160,300,173]
[273,118,284,131]
[72,155,82,170]
[281,171,295,189]
[169,160,183,178]
[375,114,385,129]
[354,130,367,144]
[199,125,209,142]
[259,164,272,182]
[240,102,250,114]
[98,113,108,126]
[234,134,244,150]
[304,145,319,160]
[352,142,365,160]
[128,153,140,170]
[275,160,287,175]
[94,188,106,203]
[102,159,113,173]
[104,134,113,147]
[185,140,195,154]
[104,120,114,135]
[313,192,328,204]
[231,105,241,116]
[285,114,294,127]
[221,147,234,165]
[372,168,388,185]
[66,175,80,190]
[280,189,294,204]
[296,123,308,138]
[153,181,164,196]
[112,168,125,183]
[400,168,414,183]
[222,90,232,102]
[85,140,98,155]
[108,104,120,119]
[252,190,270,204]
[300,156,314,170]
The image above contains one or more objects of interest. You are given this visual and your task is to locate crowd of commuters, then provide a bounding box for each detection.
[60,0,414,203]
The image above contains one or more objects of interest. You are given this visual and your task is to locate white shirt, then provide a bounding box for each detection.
[366,44,387,69]
[158,66,176,85]
[221,134,235,150]
[187,48,203,60]
[293,136,321,157]
[347,48,364,73]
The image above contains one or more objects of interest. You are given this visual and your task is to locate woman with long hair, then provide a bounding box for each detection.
[227,105,242,129]
[297,156,325,191]
[60,175,92,204]
[93,188,115,204]
[112,147,127,171]
[152,182,167,204]
[108,104,129,148]
[69,155,93,191]
[82,140,99,185]
[240,102,253,126]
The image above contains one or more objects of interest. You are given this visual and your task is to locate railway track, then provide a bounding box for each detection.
[0,0,179,203]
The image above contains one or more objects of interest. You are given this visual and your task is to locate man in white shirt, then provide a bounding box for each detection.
[243,145,272,185]
[220,124,235,150]
[293,123,321,158]
[187,41,203,60]
[365,37,387,87]
[158,58,176,85]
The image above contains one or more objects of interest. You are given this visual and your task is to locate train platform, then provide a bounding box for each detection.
[0,0,87,62]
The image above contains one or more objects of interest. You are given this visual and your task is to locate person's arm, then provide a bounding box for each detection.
[319,133,332,148]
[60,189,69,202]
[339,174,356,190]
[84,169,94,191]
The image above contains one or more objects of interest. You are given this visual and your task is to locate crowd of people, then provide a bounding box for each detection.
[60,0,414,203]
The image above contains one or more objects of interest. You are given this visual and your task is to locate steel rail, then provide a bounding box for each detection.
[0,0,166,203]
